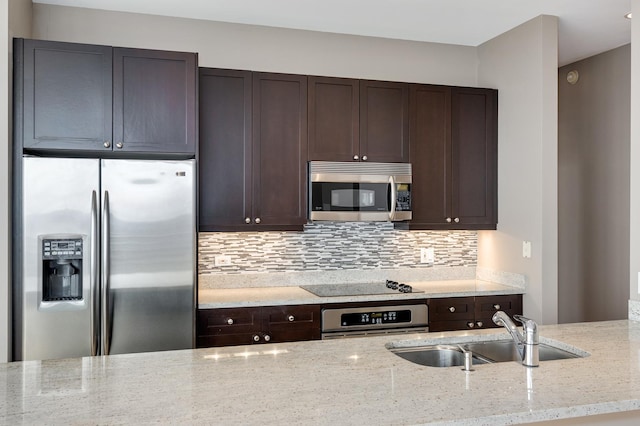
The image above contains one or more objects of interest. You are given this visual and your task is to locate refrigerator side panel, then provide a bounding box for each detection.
[22,157,99,361]
[101,159,195,354]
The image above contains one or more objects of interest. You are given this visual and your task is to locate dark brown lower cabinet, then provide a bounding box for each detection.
[428,294,522,332]
[196,305,321,348]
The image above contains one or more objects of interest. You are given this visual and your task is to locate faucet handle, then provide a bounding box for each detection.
[513,314,538,344]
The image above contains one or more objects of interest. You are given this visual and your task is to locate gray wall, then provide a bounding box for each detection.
[477,15,559,324]
[558,45,630,323]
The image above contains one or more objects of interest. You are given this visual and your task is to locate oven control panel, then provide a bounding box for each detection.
[321,304,428,334]
[341,310,412,326]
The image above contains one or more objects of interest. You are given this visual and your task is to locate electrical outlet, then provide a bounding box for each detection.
[420,247,435,264]
[214,255,232,267]
[522,241,532,259]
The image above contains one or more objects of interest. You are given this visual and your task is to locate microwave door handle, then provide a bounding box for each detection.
[389,176,397,221]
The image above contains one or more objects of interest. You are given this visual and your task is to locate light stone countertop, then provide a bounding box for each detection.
[3,320,640,425]
[198,279,523,308]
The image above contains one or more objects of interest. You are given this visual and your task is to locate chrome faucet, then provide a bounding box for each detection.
[492,311,539,367]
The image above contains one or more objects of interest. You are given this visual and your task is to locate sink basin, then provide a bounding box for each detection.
[390,339,584,367]
[463,340,580,363]
[393,345,489,368]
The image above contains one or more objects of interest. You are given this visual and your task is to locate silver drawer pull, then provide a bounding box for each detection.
[449,306,456,313]
[226,318,234,325]
[493,304,501,310]
[288,315,295,322]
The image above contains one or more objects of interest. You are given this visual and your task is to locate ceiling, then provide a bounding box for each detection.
[34,0,631,66]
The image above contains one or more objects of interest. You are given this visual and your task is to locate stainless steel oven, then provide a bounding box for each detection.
[321,304,428,339]
[309,161,412,222]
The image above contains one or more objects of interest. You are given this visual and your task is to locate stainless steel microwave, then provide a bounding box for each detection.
[309,161,412,222]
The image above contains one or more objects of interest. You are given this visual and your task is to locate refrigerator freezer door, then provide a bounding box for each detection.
[22,157,100,361]
[101,159,195,354]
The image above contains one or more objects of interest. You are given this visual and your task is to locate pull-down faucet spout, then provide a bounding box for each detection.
[492,311,539,367]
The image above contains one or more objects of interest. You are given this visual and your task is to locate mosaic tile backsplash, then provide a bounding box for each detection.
[199,222,477,275]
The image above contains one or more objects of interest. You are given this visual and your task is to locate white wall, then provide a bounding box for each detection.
[32,4,478,86]
[2,0,32,363]
[476,15,559,324]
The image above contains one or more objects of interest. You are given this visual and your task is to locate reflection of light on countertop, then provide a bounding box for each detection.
[203,353,231,361]
[203,349,289,361]
[348,354,359,361]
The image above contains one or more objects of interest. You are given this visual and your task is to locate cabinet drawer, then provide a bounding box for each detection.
[475,295,522,320]
[429,297,474,321]
[197,307,261,336]
[263,305,320,325]
[264,305,321,343]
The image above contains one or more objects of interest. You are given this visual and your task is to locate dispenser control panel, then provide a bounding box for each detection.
[42,238,83,260]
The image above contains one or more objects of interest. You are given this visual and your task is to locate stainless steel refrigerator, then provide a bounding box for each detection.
[19,156,195,361]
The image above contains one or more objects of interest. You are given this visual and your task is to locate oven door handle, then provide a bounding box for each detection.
[389,175,397,221]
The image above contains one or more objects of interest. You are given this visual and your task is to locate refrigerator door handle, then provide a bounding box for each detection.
[101,190,111,356]
[90,190,100,356]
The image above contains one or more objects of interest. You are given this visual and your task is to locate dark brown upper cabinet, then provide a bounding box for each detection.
[308,78,409,163]
[199,69,308,231]
[112,48,196,154]
[360,80,410,163]
[308,76,359,161]
[16,39,196,156]
[19,39,113,152]
[409,85,497,230]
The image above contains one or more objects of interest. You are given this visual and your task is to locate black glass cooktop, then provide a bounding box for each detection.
[300,281,421,297]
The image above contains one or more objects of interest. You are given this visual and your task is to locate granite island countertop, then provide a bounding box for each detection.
[198,279,523,309]
[4,320,640,425]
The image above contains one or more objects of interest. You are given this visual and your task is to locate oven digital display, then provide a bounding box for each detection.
[341,309,412,326]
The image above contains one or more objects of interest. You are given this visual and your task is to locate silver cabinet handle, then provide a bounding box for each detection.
[252,334,260,342]
[467,322,475,328]
[493,304,501,310]
[227,318,234,325]
[245,217,251,224]
[90,190,99,356]
[362,155,368,161]
[353,155,359,160]
[449,306,456,313]
[287,315,295,322]
[255,218,261,224]
[115,142,123,149]
[454,217,460,223]
[446,217,452,223]
[263,334,271,342]
[476,321,483,328]
[103,141,111,148]
[102,190,111,356]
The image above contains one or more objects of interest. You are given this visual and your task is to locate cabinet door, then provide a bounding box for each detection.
[252,73,308,228]
[262,305,321,343]
[308,76,359,161]
[451,87,498,228]
[196,307,262,348]
[199,69,252,231]
[113,48,196,155]
[409,85,451,228]
[475,294,522,324]
[21,39,112,152]
[360,80,410,162]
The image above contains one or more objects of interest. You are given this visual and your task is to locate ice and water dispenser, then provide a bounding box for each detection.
[41,237,83,301]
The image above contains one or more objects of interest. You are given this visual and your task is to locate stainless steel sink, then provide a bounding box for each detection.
[392,345,489,368]
[463,340,580,363]
[390,340,583,367]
